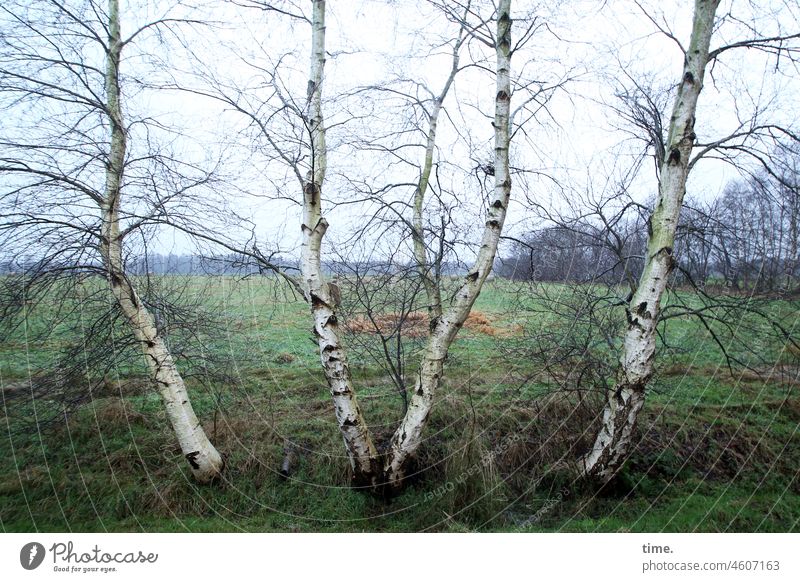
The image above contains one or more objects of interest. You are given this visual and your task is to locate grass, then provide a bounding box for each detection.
[0,276,798,532]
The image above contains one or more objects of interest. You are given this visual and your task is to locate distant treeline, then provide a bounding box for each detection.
[0,253,286,276]
[0,254,474,279]
[498,165,800,293]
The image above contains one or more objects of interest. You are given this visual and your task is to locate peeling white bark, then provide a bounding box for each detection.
[383,0,514,490]
[582,0,721,482]
[299,0,379,486]
[99,0,222,483]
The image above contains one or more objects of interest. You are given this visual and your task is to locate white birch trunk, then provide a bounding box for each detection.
[383,0,514,490]
[299,0,379,486]
[581,0,721,482]
[412,35,463,321]
[99,0,223,483]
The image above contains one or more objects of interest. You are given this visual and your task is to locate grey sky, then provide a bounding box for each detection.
[2,0,798,261]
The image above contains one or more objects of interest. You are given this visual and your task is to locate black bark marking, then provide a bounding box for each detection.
[185,451,201,470]
[668,148,681,165]
[496,90,510,102]
[304,181,319,206]
[310,292,330,309]
[466,271,479,282]
[636,301,651,319]
[487,219,500,228]
[684,118,696,139]
[626,310,645,331]
[492,199,504,209]
[657,246,673,260]
[429,316,440,332]
[146,340,155,348]
[683,71,695,85]
[153,377,170,388]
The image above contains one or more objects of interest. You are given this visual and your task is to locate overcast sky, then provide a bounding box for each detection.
[3,0,799,261]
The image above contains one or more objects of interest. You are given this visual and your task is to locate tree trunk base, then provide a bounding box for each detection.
[186,449,225,484]
[579,383,646,484]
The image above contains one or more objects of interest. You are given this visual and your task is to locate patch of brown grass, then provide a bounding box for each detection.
[345,311,428,338]
[660,363,690,377]
[89,397,146,426]
[94,377,151,398]
[274,352,296,364]
[344,309,521,338]
[657,362,800,386]
[201,412,284,482]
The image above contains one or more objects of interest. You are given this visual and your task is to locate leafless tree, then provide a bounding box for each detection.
[0,0,228,481]
[287,0,524,491]
[572,0,800,482]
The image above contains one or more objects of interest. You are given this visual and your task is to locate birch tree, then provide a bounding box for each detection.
[183,0,552,491]
[298,0,379,485]
[581,0,800,482]
[382,0,514,488]
[298,0,515,490]
[0,0,224,482]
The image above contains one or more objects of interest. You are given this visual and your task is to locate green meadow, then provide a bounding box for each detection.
[1,276,798,532]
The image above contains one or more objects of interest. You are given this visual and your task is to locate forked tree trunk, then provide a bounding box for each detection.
[299,0,514,492]
[383,0,514,491]
[299,0,379,487]
[98,0,223,483]
[581,0,721,482]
